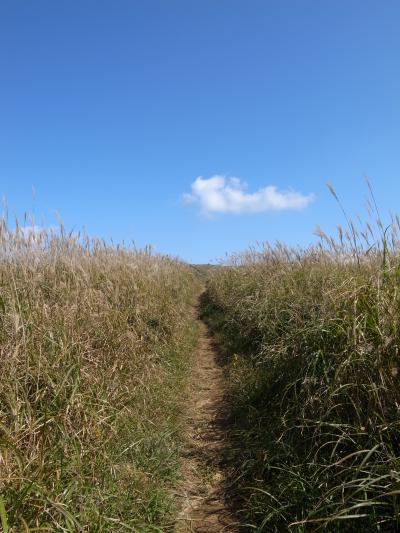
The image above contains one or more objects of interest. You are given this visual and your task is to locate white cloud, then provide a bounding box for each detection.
[183,175,314,215]
[19,225,46,237]
[17,225,59,240]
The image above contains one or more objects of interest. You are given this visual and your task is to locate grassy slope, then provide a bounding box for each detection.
[204,246,400,532]
[0,228,201,532]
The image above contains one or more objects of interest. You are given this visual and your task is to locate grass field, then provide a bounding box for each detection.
[0,221,200,532]
[203,198,400,531]
[2,192,400,532]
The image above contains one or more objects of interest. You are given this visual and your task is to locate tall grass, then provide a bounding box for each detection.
[204,189,400,531]
[0,220,200,531]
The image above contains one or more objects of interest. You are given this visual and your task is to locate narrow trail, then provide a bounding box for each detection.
[174,295,237,533]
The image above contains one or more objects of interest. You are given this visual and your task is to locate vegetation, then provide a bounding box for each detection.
[203,191,400,531]
[0,221,200,532]
[4,185,400,532]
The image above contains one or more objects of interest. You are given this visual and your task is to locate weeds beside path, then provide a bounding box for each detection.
[0,227,200,531]
[174,292,238,533]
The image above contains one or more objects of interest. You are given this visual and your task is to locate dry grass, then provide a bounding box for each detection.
[0,221,200,532]
[203,188,400,531]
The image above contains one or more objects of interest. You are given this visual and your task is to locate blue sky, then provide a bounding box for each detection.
[1,1,399,263]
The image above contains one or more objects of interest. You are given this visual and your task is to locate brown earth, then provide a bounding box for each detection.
[174,298,238,533]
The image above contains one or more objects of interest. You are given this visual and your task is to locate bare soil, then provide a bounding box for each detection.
[174,298,238,532]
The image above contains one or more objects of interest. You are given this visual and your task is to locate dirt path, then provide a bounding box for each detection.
[174,300,237,532]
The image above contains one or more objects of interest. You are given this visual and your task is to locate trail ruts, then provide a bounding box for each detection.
[174,296,238,532]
